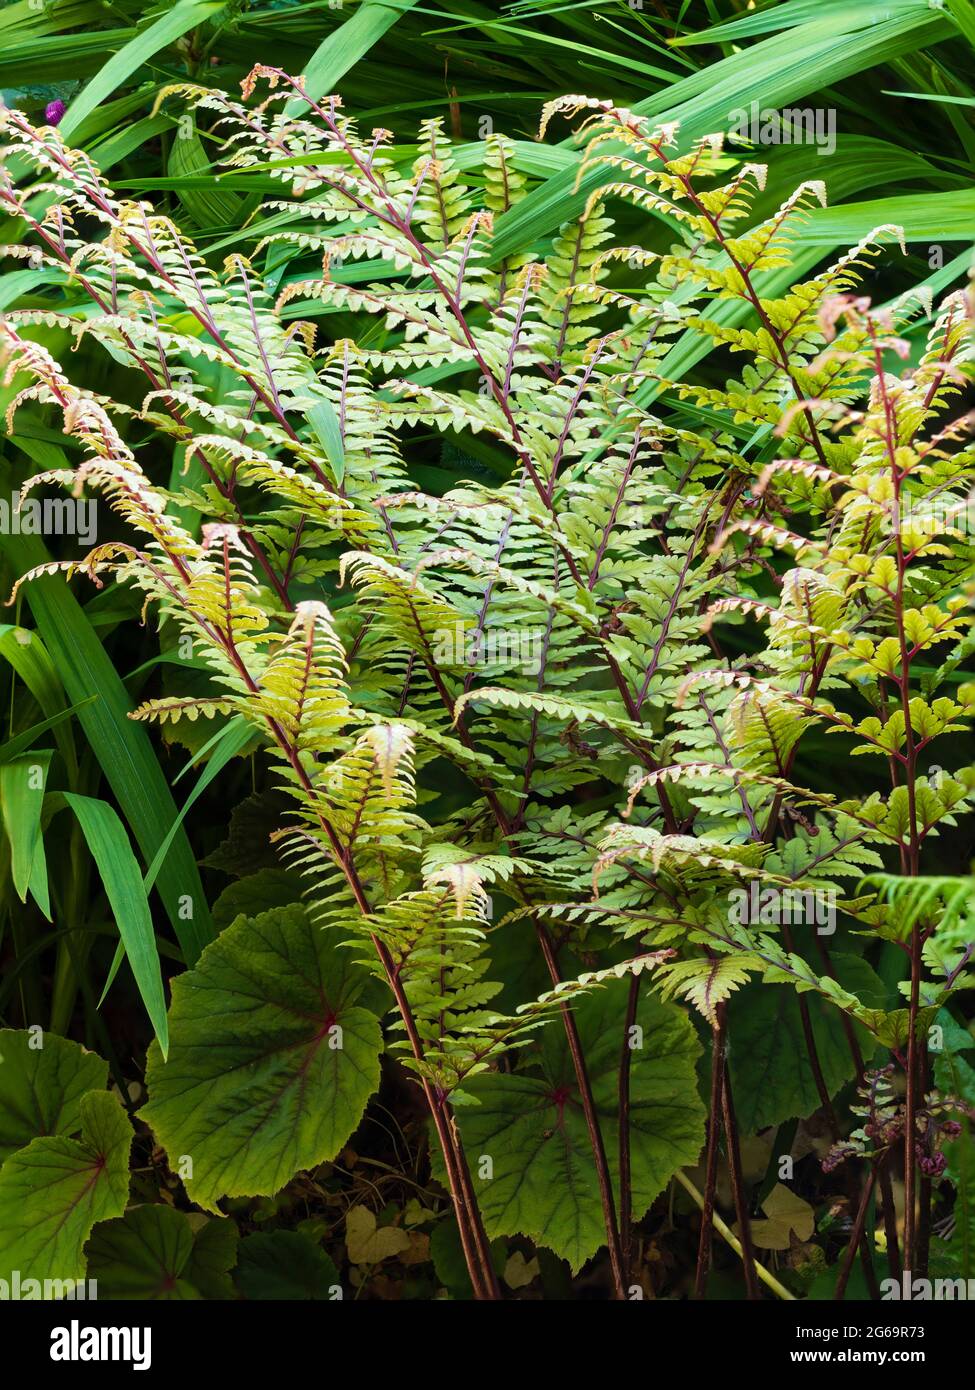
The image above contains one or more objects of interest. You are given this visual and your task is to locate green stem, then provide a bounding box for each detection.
[675,1171,795,1301]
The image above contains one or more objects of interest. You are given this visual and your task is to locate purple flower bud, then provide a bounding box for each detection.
[44,100,66,127]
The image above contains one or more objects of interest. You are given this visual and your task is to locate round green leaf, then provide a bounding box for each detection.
[0,1028,108,1161]
[212,868,303,930]
[140,906,383,1211]
[234,1231,340,1300]
[448,981,705,1272]
[429,1219,506,1299]
[185,1213,240,1299]
[86,1207,237,1300]
[0,1090,132,1284]
[728,952,886,1134]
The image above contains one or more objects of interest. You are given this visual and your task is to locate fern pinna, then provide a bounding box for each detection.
[1,73,973,1301]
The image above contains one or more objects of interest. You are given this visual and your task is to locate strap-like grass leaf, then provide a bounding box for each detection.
[98,716,255,1009]
[65,792,168,1058]
[307,399,346,486]
[0,268,65,312]
[0,752,50,916]
[0,624,78,780]
[492,4,952,260]
[167,124,244,229]
[59,0,228,141]
[670,0,919,45]
[0,461,213,962]
[800,190,975,243]
[0,699,93,766]
[145,716,254,895]
[287,0,420,107]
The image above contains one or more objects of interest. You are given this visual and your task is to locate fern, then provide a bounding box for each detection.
[4,75,974,1301]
